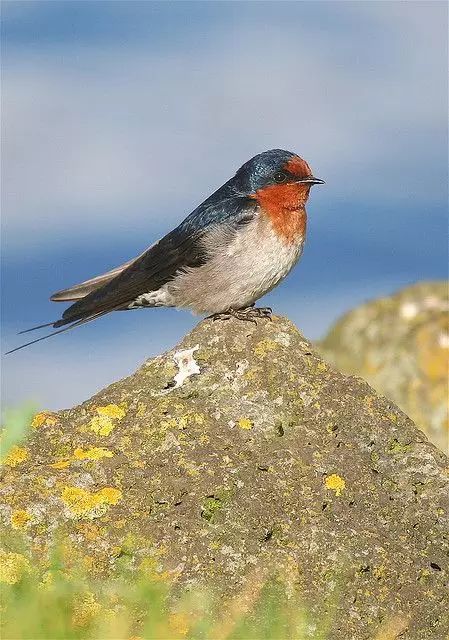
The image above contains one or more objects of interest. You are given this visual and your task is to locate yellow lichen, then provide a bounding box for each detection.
[80,522,102,541]
[50,460,71,470]
[325,473,346,496]
[0,550,31,584]
[31,411,58,429]
[3,445,29,467]
[61,486,122,518]
[139,556,171,582]
[98,487,122,504]
[38,571,54,591]
[136,402,147,417]
[161,412,206,432]
[83,556,95,571]
[373,565,386,579]
[96,403,127,419]
[177,416,189,429]
[89,403,127,436]
[209,540,221,550]
[160,418,178,431]
[73,447,114,461]
[168,612,190,637]
[244,367,262,381]
[72,591,102,628]
[11,509,32,530]
[238,418,253,430]
[254,339,278,358]
[89,415,115,436]
[120,435,132,451]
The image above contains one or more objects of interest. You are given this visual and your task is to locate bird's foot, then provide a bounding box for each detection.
[210,306,272,324]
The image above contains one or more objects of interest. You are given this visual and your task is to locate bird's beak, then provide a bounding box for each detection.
[297,176,325,185]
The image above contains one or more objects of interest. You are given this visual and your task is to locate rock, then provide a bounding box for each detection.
[1,315,449,639]
[318,281,449,453]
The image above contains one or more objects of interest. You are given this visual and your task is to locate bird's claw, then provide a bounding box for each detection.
[209,306,273,324]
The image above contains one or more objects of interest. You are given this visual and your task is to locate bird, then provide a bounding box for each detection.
[6,149,324,354]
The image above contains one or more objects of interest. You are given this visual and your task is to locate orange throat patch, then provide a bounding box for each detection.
[252,183,309,244]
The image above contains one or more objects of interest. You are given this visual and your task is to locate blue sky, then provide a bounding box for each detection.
[2,1,448,409]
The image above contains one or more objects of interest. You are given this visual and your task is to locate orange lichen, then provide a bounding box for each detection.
[3,445,29,467]
[11,509,32,530]
[31,411,58,429]
[76,522,101,542]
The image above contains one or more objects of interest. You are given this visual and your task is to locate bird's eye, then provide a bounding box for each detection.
[274,171,288,183]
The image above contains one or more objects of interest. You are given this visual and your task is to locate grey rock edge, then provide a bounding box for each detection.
[317,280,449,452]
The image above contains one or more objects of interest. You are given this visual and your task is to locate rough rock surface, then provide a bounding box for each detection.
[1,316,449,639]
[319,281,449,453]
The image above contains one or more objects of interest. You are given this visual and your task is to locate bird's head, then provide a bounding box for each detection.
[234,149,324,199]
[233,149,324,244]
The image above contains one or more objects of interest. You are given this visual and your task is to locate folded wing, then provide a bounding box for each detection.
[54,227,205,327]
[5,196,258,354]
[55,197,257,328]
[50,256,141,302]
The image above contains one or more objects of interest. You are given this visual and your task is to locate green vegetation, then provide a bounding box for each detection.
[1,552,325,640]
[0,402,36,460]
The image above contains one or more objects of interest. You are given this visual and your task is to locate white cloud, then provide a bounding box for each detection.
[2,2,446,250]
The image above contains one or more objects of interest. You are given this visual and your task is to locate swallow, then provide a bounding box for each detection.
[6,149,324,354]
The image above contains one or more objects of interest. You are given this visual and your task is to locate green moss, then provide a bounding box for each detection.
[201,497,223,522]
[381,477,398,493]
[387,438,412,455]
[195,347,215,363]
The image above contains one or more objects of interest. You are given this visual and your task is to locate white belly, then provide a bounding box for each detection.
[169,216,305,314]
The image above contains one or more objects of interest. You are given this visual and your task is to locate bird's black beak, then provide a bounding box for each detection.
[297,176,325,185]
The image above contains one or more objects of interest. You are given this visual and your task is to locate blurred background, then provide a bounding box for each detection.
[2,1,448,419]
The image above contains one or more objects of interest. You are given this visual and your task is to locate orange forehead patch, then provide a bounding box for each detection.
[283,156,313,180]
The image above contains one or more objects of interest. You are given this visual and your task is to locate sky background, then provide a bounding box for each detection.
[2,1,448,410]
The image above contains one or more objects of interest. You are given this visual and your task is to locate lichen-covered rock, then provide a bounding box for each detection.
[319,281,449,453]
[1,316,449,639]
